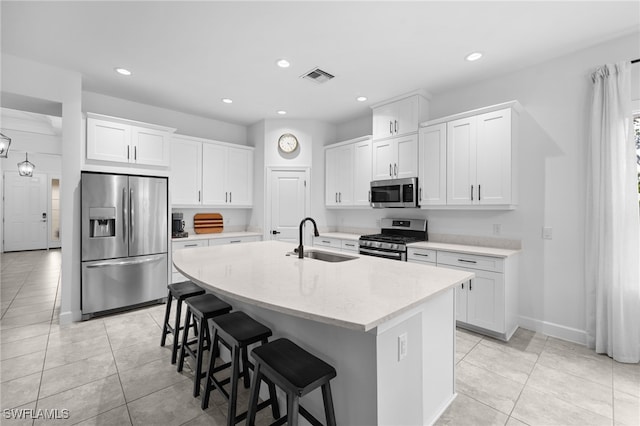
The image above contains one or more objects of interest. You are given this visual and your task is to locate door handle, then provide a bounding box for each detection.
[129,188,134,246]
[271,230,281,235]
[122,188,127,243]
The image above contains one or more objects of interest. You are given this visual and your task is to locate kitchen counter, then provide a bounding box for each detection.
[316,231,361,241]
[408,241,521,258]
[173,240,473,425]
[171,231,262,242]
[172,240,472,331]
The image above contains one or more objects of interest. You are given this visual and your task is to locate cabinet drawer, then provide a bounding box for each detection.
[407,248,436,264]
[171,240,208,272]
[341,240,359,252]
[436,251,504,273]
[313,237,341,249]
[209,235,262,245]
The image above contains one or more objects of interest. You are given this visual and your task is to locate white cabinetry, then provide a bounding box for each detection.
[418,123,447,206]
[371,134,418,180]
[86,113,174,167]
[325,136,372,208]
[407,247,436,264]
[371,94,429,141]
[170,134,253,208]
[313,235,359,252]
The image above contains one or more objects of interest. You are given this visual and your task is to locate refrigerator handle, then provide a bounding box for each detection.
[122,187,127,244]
[130,188,134,247]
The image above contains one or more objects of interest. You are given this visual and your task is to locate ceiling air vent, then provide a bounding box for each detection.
[301,67,335,84]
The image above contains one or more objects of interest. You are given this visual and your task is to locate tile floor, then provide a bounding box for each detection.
[1,249,638,425]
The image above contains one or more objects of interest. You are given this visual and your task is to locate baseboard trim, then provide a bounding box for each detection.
[518,315,587,346]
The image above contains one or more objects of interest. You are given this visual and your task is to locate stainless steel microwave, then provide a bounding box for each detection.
[370,177,419,208]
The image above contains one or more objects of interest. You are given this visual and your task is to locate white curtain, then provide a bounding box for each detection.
[586,61,640,363]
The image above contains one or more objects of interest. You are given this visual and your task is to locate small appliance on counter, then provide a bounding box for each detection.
[359,218,427,261]
[172,212,188,238]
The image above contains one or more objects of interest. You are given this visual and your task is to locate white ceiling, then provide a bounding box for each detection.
[2,1,639,126]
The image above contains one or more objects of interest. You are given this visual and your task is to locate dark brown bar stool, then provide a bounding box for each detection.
[177,293,232,397]
[246,338,337,426]
[201,311,280,425]
[160,281,206,364]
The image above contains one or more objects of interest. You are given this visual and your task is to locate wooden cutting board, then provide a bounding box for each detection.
[193,213,223,234]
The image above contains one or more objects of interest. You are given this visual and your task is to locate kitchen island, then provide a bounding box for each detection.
[173,240,474,425]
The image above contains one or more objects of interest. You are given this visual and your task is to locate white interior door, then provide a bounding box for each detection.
[268,169,308,243]
[4,172,48,251]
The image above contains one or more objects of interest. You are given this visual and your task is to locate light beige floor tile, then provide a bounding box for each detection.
[456,360,524,414]
[512,386,613,426]
[614,389,640,426]
[485,327,548,355]
[613,362,640,398]
[0,321,50,344]
[0,310,52,330]
[179,407,228,426]
[44,333,112,370]
[34,374,125,426]
[106,326,160,352]
[0,401,37,426]
[0,372,41,409]
[2,302,55,319]
[434,393,508,426]
[126,380,205,425]
[48,318,106,343]
[113,336,173,372]
[0,350,45,383]
[506,416,529,426]
[73,404,132,426]
[538,344,613,387]
[456,330,480,363]
[0,333,49,361]
[8,295,56,309]
[119,358,189,402]
[527,364,613,419]
[464,340,538,384]
[39,352,117,398]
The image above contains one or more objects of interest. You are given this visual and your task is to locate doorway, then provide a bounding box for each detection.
[3,172,49,251]
[266,168,310,243]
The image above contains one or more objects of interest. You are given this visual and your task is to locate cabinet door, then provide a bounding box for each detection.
[336,144,354,205]
[419,124,447,206]
[476,108,512,205]
[201,143,227,205]
[372,103,395,140]
[394,96,419,137]
[466,269,505,333]
[226,147,253,206]
[325,147,340,206]
[455,282,468,322]
[170,138,202,205]
[132,127,170,167]
[446,117,476,205]
[87,118,131,163]
[353,139,372,205]
[372,140,395,180]
[395,134,418,179]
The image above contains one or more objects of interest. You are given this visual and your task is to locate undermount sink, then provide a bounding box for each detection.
[303,249,357,263]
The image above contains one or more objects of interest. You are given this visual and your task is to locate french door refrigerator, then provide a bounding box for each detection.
[81,172,168,319]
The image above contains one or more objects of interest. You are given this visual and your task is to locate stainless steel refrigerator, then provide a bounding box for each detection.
[81,172,168,319]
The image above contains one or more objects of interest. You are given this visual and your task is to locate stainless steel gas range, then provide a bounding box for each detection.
[359,218,428,261]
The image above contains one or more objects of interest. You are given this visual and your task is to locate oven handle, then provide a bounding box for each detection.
[359,247,404,261]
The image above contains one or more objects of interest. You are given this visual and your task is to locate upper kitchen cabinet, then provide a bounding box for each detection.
[86,113,175,167]
[372,134,418,180]
[325,136,372,208]
[170,134,253,208]
[371,92,429,141]
[419,101,521,209]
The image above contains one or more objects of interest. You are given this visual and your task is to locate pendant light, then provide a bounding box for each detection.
[0,132,11,158]
[17,152,35,177]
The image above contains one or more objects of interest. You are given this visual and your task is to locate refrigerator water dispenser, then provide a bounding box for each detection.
[89,207,116,238]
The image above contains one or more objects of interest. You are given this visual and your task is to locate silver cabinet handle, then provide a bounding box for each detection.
[470,281,473,291]
[419,187,422,201]
[225,192,228,203]
[394,120,398,134]
[389,164,393,177]
[389,121,393,135]
[184,244,198,247]
[198,190,201,202]
[229,192,232,203]
[134,146,137,161]
[458,258,477,264]
[415,252,431,257]
[127,145,130,160]
[229,240,241,243]
[394,163,397,177]
[339,192,342,203]
[478,185,481,201]
[335,192,338,203]
[461,283,464,290]
[471,185,474,201]
[344,243,355,247]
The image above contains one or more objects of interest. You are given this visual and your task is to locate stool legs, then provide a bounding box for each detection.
[171,298,184,364]
[160,292,172,347]
[321,384,337,426]
[176,308,192,373]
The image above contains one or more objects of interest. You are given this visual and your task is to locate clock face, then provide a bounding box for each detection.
[278,133,298,153]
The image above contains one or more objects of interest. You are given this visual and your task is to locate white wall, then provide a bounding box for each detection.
[333,32,640,344]
[83,91,247,144]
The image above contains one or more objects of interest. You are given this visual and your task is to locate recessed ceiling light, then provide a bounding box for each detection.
[277,110,287,115]
[276,59,290,68]
[222,98,233,104]
[465,52,483,62]
[114,67,132,76]
[356,96,367,102]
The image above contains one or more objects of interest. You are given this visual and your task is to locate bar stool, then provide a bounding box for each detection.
[177,293,232,397]
[201,311,280,425]
[246,338,337,426]
[160,281,206,364]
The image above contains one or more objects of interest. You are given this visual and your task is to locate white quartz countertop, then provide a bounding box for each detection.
[407,241,520,258]
[173,240,474,332]
[172,231,262,242]
[317,232,361,241]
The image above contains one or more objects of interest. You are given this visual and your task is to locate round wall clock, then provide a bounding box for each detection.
[278,133,299,153]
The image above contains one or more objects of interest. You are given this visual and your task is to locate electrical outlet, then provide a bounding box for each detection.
[398,333,408,361]
[493,224,502,235]
[542,227,553,240]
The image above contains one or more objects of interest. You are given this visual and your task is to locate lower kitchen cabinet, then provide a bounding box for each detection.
[313,235,359,252]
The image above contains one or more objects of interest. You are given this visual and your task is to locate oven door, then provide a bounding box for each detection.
[359,246,406,261]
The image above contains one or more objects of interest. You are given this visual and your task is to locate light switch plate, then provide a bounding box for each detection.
[542,227,553,240]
